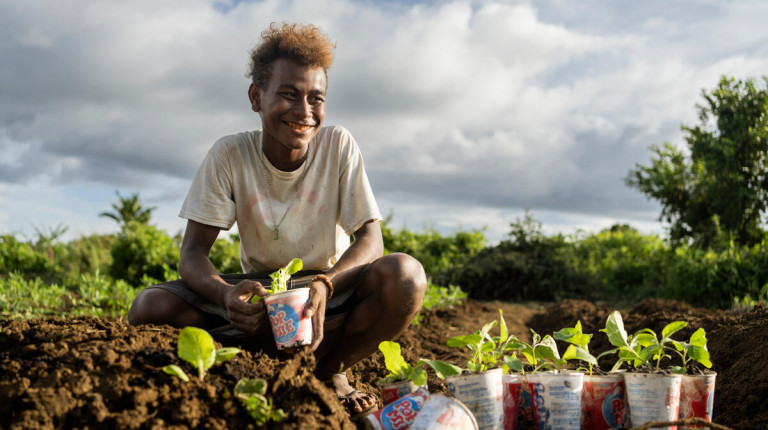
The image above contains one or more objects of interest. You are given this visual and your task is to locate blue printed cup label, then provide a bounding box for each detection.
[381,397,420,429]
[268,303,299,344]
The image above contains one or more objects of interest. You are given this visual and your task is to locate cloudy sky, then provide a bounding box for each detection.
[2,0,767,244]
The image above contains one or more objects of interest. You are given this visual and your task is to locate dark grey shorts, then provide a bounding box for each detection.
[147,265,371,342]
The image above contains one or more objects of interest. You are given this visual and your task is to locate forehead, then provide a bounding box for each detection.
[268,58,327,92]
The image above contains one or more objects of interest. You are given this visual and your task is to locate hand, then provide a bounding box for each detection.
[303,279,329,351]
[223,280,270,335]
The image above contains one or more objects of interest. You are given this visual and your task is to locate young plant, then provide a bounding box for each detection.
[162,326,241,381]
[634,320,688,371]
[234,378,286,425]
[599,311,646,371]
[250,258,303,303]
[600,310,689,372]
[670,327,713,374]
[269,258,303,293]
[553,320,598,374]
[378,341,429,385]
[506,328,564,374]
[429,309,541,376]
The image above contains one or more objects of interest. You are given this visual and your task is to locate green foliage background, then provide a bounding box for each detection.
[3,212,767,320]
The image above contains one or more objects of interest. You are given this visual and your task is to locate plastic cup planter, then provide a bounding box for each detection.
[581,373,629,430]
[264,287,313,349]
[376,341,430,404]
[679,372,717,429]
[600,311,715,429]
[623,372,682,427]
[365,387,430,430]
[446,368,505,430]
[256,258,313,350]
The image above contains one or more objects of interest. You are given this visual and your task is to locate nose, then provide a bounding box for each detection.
[295,97,312,120]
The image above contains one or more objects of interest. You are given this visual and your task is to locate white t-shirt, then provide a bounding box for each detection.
[179,125,382,272]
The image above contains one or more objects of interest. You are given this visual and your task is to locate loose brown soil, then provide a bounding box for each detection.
[1,299,766,429]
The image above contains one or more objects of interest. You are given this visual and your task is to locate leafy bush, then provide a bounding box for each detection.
[210,234,242,274]
[563,224,668,301]
[0,235,54,279]
[109,222,180,286]
[412,279,468,325]
[449,212,596,301]
[381,218,486,285]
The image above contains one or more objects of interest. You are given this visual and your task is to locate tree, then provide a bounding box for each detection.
[626,76,768,247]
[99,191,156,228]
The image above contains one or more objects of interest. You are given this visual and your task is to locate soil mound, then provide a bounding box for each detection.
[1,299,766,429]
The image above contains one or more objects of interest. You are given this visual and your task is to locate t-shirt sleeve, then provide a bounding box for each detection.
[178,140,237,230]
[337,130,382,236]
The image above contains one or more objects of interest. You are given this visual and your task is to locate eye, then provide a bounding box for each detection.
[280,91,297,100]
[311,95,325,104]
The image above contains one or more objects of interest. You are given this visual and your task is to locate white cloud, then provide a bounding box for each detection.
[1,0,766,243]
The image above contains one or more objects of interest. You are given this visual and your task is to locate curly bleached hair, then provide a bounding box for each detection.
[247,22,335,88]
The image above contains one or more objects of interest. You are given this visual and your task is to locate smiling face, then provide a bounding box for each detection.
[249,58,327,171]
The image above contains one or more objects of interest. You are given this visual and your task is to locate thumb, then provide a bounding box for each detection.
[304,289,322,318]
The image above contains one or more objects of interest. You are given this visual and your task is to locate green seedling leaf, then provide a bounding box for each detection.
[379,341,428,385]
[689,346,713,368]
[602,311,630,349]
[178,326,216,380]
[499,309,508,344]
[562,345,597,366]
[662,321,688,338]
[422,359,462,379]
[689,328,707,348]
[162,364,190,382]
[174,326,241,380]
[379,341,410,380]
[215,347,241,362]
[269,258,303,293]
[447,333,483,348]
[634,331,657,347]
[236,378,285,425]
[504,355,525,373]
[534,335,561,362]
[235,377,268,399]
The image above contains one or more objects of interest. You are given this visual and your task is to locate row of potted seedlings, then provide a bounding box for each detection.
[368,310,715,430]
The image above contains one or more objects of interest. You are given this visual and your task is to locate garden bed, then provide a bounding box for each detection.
[1,298,766,429]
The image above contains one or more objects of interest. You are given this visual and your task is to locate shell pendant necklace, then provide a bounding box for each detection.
[258,145,309,240]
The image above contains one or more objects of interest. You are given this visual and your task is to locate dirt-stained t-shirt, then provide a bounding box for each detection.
[179,125,382,272]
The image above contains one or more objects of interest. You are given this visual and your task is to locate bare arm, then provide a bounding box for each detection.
[179,219,269,334]
[324,219,384,293]
[303,219,383,349]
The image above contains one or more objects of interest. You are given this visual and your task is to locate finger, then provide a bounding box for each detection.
[310,301,325,350]
[305,284,323,319]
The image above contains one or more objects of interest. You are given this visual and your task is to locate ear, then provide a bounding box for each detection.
[248,83,261,112]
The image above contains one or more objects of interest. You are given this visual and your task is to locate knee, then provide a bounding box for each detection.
[373,253,427,313]
[127,288,176,326]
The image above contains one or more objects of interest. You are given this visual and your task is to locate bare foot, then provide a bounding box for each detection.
[330,373,377,416]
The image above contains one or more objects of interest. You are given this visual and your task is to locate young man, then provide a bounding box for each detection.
[127,23,427,418]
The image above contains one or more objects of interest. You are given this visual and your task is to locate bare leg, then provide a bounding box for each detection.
[128,288,223,329]
[317,253,427,414]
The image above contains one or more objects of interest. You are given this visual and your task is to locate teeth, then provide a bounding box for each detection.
[288,122,312,131]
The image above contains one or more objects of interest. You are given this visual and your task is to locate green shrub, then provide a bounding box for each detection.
[109,222,180,286]
[563,225,668,301]
[0,235,54,278]
[381,218,486,285]
[210,234,243,274]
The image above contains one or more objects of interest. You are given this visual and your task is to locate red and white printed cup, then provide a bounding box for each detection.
[377,380,428,404]
[365,387,430,430]
[263,288,312,350]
